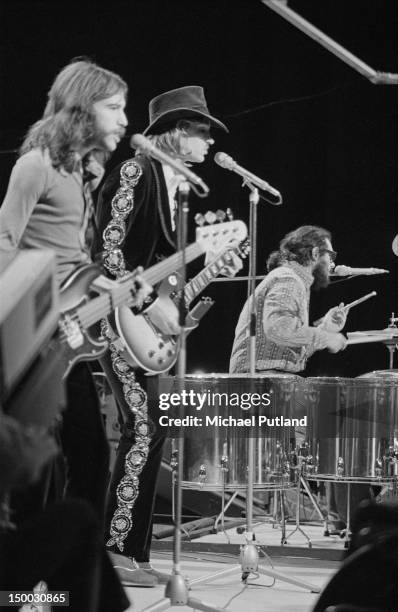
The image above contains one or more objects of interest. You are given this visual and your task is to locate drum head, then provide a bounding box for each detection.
[358,369,398,380]
[184,372,300,380]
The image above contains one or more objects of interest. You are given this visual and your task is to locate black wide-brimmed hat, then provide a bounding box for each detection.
[143,85,228,135]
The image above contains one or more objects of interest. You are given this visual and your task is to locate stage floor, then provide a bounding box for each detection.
[123,520,343,611]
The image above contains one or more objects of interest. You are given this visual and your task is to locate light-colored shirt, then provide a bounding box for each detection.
[229,261,332,373]
[0,149,91,285]
[162,163,185,232]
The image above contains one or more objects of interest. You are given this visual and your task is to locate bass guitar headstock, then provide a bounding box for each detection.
[194,210,247,255]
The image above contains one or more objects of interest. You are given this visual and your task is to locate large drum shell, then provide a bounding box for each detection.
[306,375,398,480]
[171,373,302,491]
[304,377,346,478]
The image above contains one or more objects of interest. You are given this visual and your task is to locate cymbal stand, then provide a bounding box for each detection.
[384,313,398,368]
[144,182,226,612]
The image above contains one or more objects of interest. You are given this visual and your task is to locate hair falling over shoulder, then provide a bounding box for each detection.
[20,58,127,171]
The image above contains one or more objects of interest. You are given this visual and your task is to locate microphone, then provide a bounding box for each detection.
[214,152,282,205]
[130,133,209,195]
[333,265,389,276]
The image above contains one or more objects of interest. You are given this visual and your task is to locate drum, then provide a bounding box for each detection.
[306,375,398,482]
[171,373,301,491]
[359,369,398,380]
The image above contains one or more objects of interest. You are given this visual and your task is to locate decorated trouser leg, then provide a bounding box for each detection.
[99,342,165,560]
[106,427,165,561]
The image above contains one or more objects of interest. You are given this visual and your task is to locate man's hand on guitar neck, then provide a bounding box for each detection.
[219,251,243,278]
[204,248,243,278]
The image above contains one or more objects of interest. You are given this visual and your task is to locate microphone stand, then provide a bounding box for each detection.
[144,182,225,612]
[187,181,320,594]
[237,182,320,590]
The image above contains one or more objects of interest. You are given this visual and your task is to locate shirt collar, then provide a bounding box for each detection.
[286,260,314,289]
[162,163,186,199]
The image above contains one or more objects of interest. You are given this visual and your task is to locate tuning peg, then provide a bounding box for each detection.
[215,209,226,222]
[204,211,217,225]
[226,208,234,221]
[194,213,206,226]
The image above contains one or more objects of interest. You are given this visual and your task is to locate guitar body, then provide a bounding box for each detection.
[115,271,198,375]
[116,235,250,375]
[59,264,108,377]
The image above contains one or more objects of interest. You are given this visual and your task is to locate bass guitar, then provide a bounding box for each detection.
[58,220,246,377]
[115,235,250,374]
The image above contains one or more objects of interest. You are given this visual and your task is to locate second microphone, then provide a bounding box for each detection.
[214,152,282,205]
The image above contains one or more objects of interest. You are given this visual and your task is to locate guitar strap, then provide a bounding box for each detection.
[100,159,152,553]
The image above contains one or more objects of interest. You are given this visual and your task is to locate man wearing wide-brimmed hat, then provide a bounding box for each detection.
[92,85,237,587]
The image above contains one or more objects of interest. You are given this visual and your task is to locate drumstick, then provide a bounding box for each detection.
[346,334,389,345]
[343,291,377,312]
[313,291,377,326]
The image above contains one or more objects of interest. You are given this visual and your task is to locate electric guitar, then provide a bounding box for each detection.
[115,236,250,374]
[58,220,247,377]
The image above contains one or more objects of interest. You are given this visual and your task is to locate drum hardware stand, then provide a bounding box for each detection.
[212,455,233,542]
[338,479,351,550]
[283,470,312,547]
[170,443,190,540]
[283,456,328,547]
[382,312,398,368]
[270,488,287,543]
[299,474,331,536]
[286,447,331,542]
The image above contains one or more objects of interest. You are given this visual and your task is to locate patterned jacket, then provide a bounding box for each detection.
[229,261,332,373]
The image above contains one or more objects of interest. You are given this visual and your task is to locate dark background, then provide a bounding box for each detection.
[1,0,397,378]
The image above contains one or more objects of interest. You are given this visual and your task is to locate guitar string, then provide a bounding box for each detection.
[69,239,246,328]
[68,245,202,328]
[78,249,225,327]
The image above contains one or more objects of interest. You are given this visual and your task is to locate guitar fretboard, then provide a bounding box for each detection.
[65,220,247,330]
[176,244,241,306]
[75,242,204,328]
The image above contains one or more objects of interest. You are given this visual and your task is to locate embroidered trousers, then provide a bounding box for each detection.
[100,352,166,561]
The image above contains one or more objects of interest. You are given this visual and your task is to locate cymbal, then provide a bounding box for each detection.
[392,234,398,256]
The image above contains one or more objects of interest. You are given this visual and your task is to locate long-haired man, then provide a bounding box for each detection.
[0,59,129,523]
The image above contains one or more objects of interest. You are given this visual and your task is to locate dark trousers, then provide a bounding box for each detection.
[100,353,165,562]
[0,500,129,612]
[9,363,110,530]
[61,362,110,526]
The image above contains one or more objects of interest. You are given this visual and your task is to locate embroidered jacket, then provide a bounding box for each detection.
[92,155,176,276]
[229,261,332,373]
